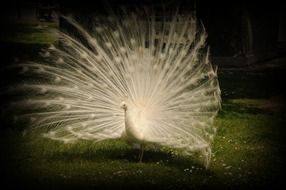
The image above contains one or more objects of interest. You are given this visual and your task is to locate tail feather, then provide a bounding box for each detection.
[9,9,221,167]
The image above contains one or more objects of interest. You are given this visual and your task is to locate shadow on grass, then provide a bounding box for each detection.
[1,129,222,189]
[31,137,206,169]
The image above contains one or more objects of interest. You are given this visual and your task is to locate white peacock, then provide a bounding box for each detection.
[12,9,221,167]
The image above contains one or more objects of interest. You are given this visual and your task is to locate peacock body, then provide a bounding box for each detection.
[10,9,221,167]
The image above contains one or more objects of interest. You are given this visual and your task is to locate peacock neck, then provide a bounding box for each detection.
[123,106,144,142]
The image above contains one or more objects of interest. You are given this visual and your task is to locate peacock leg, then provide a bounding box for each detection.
[139,144,144,162]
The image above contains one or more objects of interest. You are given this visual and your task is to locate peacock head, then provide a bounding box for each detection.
[121,101,127,111]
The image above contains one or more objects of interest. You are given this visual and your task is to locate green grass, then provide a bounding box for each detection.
[1,22,58,45]
[1,99,285,189]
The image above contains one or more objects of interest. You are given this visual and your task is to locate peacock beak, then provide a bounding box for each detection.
[121,101,127,110]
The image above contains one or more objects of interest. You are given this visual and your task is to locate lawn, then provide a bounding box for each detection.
[1,21,58,45]
[0,21,285,189]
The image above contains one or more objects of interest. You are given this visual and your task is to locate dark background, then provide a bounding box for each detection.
[1,0,285,64]
[0,0,285,189]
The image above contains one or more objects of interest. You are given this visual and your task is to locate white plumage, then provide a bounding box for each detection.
[11,9,221,167]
